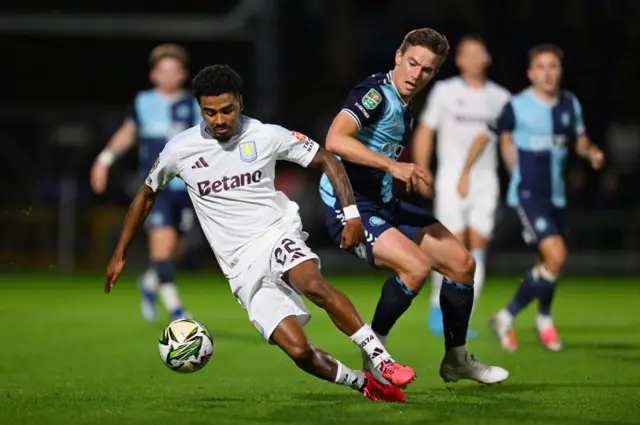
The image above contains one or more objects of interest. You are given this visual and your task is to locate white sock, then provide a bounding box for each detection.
[430,271,443,307]
[158,283,182,312]
[334,361,366,390]
[349,324,392,368]
[140,268,159,293]
[471,249,486,309]
[536,314,554,330]
[497,308,513,326]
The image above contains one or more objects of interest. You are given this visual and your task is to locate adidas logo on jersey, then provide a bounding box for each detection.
[191,157,210,169]
[197,170,263,196]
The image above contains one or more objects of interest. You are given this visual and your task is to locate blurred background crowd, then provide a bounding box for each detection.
[1,0,638,274]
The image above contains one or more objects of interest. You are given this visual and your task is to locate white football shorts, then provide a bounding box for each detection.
[434,177,499,239]
[228,219,319,343]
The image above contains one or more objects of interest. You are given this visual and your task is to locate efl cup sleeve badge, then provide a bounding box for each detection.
[362,88,382,110]
[239,141,258,163]
[291,131,309,141]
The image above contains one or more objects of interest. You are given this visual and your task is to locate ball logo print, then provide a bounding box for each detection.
[158,319,214,373]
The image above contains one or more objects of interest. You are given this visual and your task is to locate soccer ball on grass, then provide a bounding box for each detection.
[158,318,214,373]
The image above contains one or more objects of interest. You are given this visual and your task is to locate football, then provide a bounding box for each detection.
[158,318,214,373]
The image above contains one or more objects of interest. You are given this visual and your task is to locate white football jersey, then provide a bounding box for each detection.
[145,116,320,277]
[420,77,510,184]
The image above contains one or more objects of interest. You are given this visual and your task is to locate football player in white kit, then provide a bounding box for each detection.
[103,64,415,403]
[412,36,510,337]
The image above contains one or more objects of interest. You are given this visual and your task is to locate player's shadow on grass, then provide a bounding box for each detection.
[595,353,640,364]
[208,330,264,344]
[557,324,639,336]
[197,396,248,405]
[253,393,639,425]
[564,341,640,351]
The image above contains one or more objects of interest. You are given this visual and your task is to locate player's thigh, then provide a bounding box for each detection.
[372,227,431,289]
[416,222,475,283]
[284,258,324,297]
[434,188,467,237]
[537,235,567,274]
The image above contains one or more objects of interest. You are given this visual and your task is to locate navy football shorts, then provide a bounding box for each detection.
[324,194,439,265]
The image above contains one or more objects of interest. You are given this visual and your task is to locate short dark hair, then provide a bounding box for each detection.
[528,44,564,63]
[399,28,450,59]
[149,44,188,68]
[456,34,487,54]
[192,65,243,100]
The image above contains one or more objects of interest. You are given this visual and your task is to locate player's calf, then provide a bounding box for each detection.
[286,260,416,388]
[272,316,405,403]
[535,237,566,351]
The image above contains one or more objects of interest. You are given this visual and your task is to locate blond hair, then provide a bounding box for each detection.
[149,44,189,68]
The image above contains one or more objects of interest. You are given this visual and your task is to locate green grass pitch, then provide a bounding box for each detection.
[1,273,639,425]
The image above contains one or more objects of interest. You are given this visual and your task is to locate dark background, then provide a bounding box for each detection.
[1,0,638,274]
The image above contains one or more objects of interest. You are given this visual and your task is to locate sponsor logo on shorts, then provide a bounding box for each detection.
[369,216,386,227]
[251,320,265,337]
[535,217,548,232]
[148,212,165,226]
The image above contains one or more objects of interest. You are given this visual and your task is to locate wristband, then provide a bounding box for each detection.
[97,150,115,167]
[343,205,360,220]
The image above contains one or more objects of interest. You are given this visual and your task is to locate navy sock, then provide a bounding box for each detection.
[439,278,474,350]
[536,275,557,316]
[506,269,536,317]
[153,260,175,284]
[371,275,418,337]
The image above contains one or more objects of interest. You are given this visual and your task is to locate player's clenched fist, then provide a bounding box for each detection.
[340,218,364,249]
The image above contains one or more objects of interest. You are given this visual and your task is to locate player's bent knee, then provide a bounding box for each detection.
[447,251,475,284]
[286,341,314,363]
[399,260,430,291]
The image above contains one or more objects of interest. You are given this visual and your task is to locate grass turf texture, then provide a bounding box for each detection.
[0,274,639,425]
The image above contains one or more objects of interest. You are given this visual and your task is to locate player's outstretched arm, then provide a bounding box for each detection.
[457,133,491,198]
[309,146,362,249]
[326,112,430,192]
[91,120,138,194]
[105,184,158,293]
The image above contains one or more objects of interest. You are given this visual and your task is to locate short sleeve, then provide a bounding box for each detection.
[419,83,444,128]
[192,98,203,125]
[145,145,180,192]
[341,83,386,130]
[268,125,320,167]
[488,102,516,137]
[571,95,586,136]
